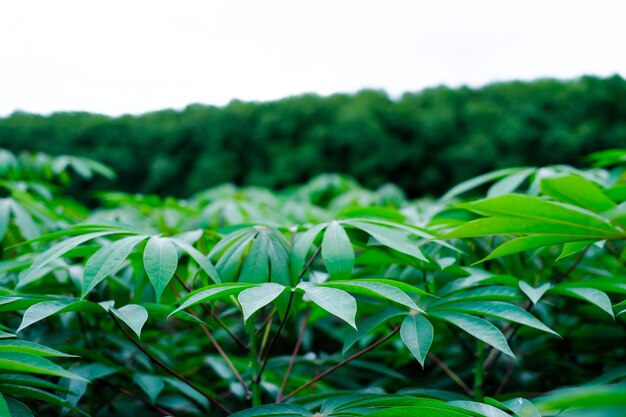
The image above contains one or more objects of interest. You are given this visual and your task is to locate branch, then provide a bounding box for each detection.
[279,326,400,402]
[276,308,310,402]
[110,314,232,415]
[428,353,473,397]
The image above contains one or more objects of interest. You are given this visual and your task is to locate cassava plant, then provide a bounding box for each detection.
[0,147,625,416]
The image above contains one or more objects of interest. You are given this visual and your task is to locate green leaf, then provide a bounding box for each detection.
[82,235,147,298]
[0,392,9,417]
[441,167,526,201]
[557,240,594,261]
[173,239,221,284]
[5,397,35,417]
[0,384,88,416]
[448,401,511,417]
[297,282,357,329]
[17,300,105,333]
[460,194,620,236]
[321,221,354,279]
[0,340,76,357]
[9,202,40,241]
[0,353,86,381]
[239,232,270,283]
[343,308,405,353]
[480,235,583,262]
[238,283,286,321]
[551,287,614,318]
[321,280,422,311]
[170,283,255,316]
[18,231,118,288]
[343,220,427,262]
[429,311,515,359]
[133,373,164,404]
[110,304,149,338]
[519,282,551,304]
[143,236,179,301]
[541,174,616,212]
[230,404,313,417]
[0,199,10,242]
[487,168,534,197]
[215,234,255,282]
[432,301,559,337]
[400,314,434,367]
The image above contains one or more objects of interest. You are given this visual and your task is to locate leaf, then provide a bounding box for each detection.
[480,235,583,262]
[0,392,9,417]
[441,167,525,201]
[6,397,35,417]
[321,280,422,311]
[0,385,88,416]
[0,199,10,242]
[344,220,427,262]
[460,194,620,236]
[215,234,255,282]
[343,308,405,353]
[487,169,534,197]
[448,401,511,417]
[432,301,559,337]
[230,404,313,417]
[429,311,515,359]
[9,202,40,241]
[143,236,179,301]
[297,283,357,329]
[171,283,255,316]
[238,283,286,321]
[557,240,594,261]
[18,231,118,288]
[82,235,147,298]
[0,340,76,357]
[173,239,221,284]
[519,282,551,304]
[17,300,105,333]
[540,174,616,212]
[290,223,327,278]
[321,221,354,279]
[400,314,434,367]
[551,287,614,318]
[133,373,164,404]
[110,304,149,338]
[0,353,86,381]
[239,232,270,283]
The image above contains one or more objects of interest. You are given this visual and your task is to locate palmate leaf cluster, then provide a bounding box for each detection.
[0,147,625,416]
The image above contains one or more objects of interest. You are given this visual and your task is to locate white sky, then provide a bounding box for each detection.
[1,0,625,116]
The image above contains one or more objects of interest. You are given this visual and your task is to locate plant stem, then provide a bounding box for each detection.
[255,291,294,384]
[174,272,248,350]
[427,353,473,397]
[110,314,232,415]
[169,280,252,397]
[276,308,310,402]
[279,326,400,403]
[473,341,485,401]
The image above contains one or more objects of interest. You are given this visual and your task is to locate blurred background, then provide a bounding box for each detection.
[1,0,625,197]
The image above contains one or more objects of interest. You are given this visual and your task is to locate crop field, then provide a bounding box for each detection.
[0,148,625,416]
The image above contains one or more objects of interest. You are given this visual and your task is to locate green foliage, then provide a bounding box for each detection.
[0,147,625,416]
[2,76,626,198]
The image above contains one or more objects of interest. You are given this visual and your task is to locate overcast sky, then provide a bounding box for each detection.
[1,0,625,116]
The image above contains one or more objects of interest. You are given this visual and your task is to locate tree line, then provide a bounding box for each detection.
[1,75,625,197]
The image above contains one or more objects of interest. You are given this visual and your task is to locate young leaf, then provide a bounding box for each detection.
[297,282,357,329]
[17,300,105,333]
[238,283,286,322]
[133,373,165,404]
[321,280,422,311]
[110,304,149,338]
[82,235,147,298]
[239,232,270,283]
[519,282,551,304]
[143,236,179,301]
[321,221,354,279]
[400,314,434,367]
